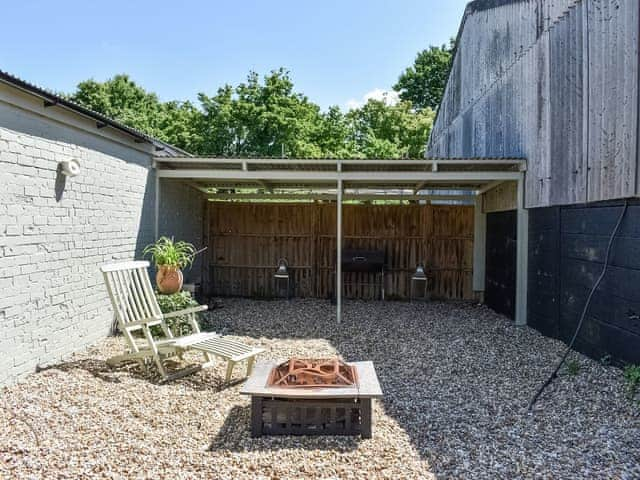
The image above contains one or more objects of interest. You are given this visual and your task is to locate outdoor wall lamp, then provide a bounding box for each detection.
[59,159,81,177]
[275,258,290,278]
[412,262,427,280]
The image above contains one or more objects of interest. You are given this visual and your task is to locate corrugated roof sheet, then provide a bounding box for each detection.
[0,69,189,157]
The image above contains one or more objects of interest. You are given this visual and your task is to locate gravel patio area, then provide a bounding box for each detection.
[1,299,639,479]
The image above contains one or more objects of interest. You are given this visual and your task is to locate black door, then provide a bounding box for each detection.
[485,210,517,319]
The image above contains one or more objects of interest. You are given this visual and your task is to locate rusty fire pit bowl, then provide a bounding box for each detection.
[267,358,359,388]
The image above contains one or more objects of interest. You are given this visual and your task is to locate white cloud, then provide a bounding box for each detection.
[345,88,400,110]
[345,98,362,110]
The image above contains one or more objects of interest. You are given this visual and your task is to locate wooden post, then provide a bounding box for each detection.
[515,176,528,326]
[336,177,343,323]
[473,194,487,300]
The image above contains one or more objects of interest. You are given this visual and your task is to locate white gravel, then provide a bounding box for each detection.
[1,298,639,479]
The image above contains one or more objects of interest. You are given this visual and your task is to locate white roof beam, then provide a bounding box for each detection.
[154,157,527,168]
[206,193,476,202]
[157,169,522,182]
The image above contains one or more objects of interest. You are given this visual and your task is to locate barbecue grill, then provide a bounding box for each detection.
[341,249,385,273]
[338,249,386,300]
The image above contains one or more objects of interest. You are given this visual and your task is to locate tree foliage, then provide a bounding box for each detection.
[197,69,325,158]
[70,74,202,152]
[346,100,435,158]
[393,41,454,111]
[69,65,439,158]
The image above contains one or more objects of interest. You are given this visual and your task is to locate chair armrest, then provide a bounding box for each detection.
[163,304,208,319]
[125,317,163,328]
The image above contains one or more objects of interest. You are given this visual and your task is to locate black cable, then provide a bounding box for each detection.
[527,200,629,412]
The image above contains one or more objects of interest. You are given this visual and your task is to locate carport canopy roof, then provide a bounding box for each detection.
[152,156,529,325]
[153,157,526,199]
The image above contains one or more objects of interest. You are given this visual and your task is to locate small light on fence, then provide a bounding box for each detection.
[412,262,427,280]
[274,258,290,278]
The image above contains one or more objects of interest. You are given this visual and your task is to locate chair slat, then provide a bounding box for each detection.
[103,271,126,325]
[131,269,152,319]
[107,270,132,325]
[195,338,254,356]
[126,268,148,320]
[138,267,162,318]
[207,338,254,353]
[115,269,142,323]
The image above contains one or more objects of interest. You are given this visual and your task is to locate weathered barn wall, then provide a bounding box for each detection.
[483,181,517,212]
[528,200,640,365]
[429,0,639,207]
[204,202,474,300]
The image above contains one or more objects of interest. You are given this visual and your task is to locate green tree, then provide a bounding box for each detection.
[198,69,325,157]
[347,100,435,158]
[393,41,454,111]
[315,106,358,158]
[69,68,436,159]
[70,74,202,152]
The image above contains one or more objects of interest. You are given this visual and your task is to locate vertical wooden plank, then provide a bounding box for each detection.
[205,202,474,301]
[587,0,639,201]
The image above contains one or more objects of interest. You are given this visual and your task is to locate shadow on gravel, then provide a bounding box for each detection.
[208,405,361,453]
[38,357,231,392]
[36,359,124,384]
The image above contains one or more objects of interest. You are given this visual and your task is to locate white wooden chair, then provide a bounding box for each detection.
[101,261,264,383]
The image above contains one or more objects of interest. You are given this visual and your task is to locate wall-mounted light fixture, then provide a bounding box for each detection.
[412,262,427,280]
[275,258,290,279]
[59,159,81,177]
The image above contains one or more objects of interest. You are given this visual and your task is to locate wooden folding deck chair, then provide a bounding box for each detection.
[101,261,264,383]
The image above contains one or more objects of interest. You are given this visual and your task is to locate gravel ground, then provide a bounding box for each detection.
[1,298,639,479]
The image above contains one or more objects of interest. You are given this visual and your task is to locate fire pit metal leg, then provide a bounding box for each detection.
[251,396,263,438]
[360,398,372,439]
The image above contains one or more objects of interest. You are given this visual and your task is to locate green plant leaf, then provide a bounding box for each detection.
[143,236,197,269]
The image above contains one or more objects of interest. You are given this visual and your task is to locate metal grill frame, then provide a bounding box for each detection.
[251,397,372,438]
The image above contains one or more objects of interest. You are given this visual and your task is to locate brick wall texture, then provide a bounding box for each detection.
[0,101,159,386]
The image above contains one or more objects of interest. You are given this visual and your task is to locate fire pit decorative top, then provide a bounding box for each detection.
[267,358,358,388]
[241,360,383,400]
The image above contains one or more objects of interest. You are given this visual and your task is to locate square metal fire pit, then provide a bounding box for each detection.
[240,360,383,438]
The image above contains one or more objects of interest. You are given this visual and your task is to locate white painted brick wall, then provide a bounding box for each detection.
[0,102,158,386]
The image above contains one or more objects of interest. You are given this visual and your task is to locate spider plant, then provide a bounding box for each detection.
[143,236,197,270]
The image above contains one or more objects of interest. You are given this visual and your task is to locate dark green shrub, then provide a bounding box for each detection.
[623,365,640,403]
[565,359,580,376]
[156,291,200,336]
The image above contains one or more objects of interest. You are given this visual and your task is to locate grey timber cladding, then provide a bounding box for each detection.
[428,0,639,207]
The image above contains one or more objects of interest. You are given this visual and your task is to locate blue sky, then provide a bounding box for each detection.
[1,0,468,110]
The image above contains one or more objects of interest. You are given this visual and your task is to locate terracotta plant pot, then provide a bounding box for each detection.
[156,265,183,294]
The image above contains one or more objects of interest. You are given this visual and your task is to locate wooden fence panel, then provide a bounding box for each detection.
[207,202,474,300]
